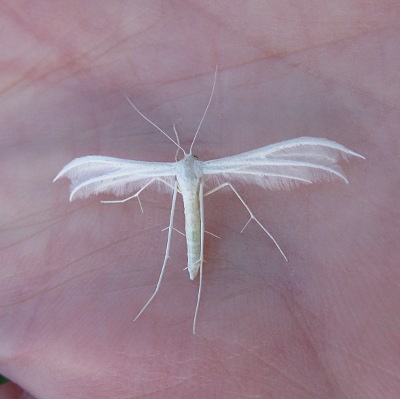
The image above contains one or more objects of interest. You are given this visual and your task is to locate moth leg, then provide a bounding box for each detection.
[173,124,185,161]
[161,226,185,237]
[205,230,220,239]
[101,178,177,213]
[205,183,288,261]
[161,226,218,239]
[193,181,205,334]
[134,180,178,322]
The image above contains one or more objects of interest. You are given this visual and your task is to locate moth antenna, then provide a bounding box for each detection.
[122,91,186,154]
[173,123,185,161]
[189,65,218,155]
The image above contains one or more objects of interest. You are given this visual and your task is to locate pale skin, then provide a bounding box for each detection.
[0,2,399,399]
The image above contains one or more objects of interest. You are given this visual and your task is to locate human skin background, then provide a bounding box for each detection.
[0,1,399,398]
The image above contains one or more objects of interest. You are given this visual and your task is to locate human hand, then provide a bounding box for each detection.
[0,2,398,398]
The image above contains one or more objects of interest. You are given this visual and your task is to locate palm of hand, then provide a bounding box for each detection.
[0,2,398,398]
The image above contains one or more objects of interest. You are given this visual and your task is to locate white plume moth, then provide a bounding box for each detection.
[54,68,364,333]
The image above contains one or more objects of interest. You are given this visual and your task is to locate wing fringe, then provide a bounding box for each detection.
[54,156,176,201]
[203,137,364,190]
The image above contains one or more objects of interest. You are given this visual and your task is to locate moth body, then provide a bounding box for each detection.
[176,154,203,280]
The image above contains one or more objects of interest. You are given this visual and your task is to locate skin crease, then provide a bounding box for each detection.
[0,1,399,398]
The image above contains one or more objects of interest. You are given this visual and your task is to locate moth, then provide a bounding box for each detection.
[54,68,364,333]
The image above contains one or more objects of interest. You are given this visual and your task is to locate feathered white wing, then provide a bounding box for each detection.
[202,137,364,190]
[54,155,177,201]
